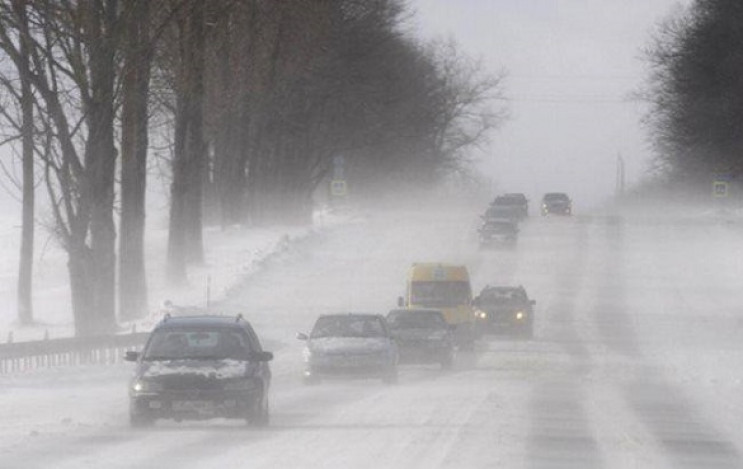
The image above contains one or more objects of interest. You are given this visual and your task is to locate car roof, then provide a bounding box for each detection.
[543,192,569,198]
[387,308,444,315]
[316,313,382,320]
[154,314,252,330]
[480,285,525,293]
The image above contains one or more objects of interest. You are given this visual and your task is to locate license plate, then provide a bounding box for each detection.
[172,401,214,412]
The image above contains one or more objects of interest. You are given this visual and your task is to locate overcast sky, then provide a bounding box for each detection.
[409,0,690,207]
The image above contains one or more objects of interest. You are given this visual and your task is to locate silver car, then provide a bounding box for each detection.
[297,313,399,384]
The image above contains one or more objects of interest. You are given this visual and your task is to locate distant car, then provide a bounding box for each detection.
[478,218,518,248]
[491,193,528,219]
[386,309,455,369]
[484,202,520,222]
[541,192,572,216]
[125,314,273,427]
[473,286,535,337]
[297,313,399,384]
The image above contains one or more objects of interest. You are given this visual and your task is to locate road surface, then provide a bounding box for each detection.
[2,202,743,468]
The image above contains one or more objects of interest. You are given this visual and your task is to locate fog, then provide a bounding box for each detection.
[3,1,743,468]
[3,195,743,467]
[410,0,691,208]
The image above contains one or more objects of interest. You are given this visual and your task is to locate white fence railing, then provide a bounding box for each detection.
[0,332,149,374]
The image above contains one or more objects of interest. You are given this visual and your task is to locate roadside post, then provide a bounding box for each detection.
[712,176,730,216]
[330,155,348,206]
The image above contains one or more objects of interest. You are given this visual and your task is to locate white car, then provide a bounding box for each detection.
[297,313,399,384]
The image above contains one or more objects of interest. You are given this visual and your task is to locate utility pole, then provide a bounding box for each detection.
[615,153,626,198]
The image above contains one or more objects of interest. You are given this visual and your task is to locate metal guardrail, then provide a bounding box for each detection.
[0,332,150,374]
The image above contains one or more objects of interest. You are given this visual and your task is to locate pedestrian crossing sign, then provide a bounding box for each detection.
[713,181,728,198]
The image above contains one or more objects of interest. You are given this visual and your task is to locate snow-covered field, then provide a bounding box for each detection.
[0,202,348,341]
[2,200,743,468]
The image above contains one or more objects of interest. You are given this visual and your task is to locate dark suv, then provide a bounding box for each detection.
[125,314,273,427]
[490,193,528,219]
[541,192,572,216]
[386,309,455,369]
[473,286,536,338]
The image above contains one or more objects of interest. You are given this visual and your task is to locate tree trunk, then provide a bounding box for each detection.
[185,0,205,264]
[82,0,119,334]
[119,0,151,321]
[167,0,205,283]
[68,244,99,336]
[167,89,189,284]
[13,0,34,325]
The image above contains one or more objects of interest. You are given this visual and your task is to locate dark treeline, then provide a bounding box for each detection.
[642,0,743,190]
[0,0,503,335]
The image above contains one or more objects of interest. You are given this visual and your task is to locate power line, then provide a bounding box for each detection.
[497,95,643,104]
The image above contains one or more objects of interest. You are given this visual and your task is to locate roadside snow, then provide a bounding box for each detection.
[0,206,353,342]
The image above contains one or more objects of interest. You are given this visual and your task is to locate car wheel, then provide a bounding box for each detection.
[248,393,270,427]
[130,412,154,428]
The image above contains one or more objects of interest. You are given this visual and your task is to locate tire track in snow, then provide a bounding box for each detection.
[524,217,605,468]
[590,215,743,468]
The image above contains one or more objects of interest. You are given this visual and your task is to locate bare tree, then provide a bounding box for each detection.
[119,0,151,320]
[13,0,34,325]
[0,0,37,325]
[0,0,122,335]
[167,0,206,283]
[641,0,743,186]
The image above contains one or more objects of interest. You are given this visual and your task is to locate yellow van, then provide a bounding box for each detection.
[398,263,477,348]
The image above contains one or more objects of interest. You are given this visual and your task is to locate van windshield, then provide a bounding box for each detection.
[410,281,470,308]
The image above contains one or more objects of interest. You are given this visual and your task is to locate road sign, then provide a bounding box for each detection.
[330,179,347,197]
[713,180,729,198]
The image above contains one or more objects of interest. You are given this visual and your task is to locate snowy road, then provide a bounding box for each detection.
[3,203,743,468]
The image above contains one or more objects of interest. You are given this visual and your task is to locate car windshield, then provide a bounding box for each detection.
[483,221,516,231]
[478,288,526,304]
[387,311,447,329]
[143,328,248,361]
[311,316,386,339]
[544,193,569,201]
[493,197,520,205]
[410,281,470,308]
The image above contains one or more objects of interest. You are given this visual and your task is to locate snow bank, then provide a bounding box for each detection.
[0,205,353,342]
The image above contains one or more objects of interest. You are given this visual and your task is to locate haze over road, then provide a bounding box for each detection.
[2,201,743,468]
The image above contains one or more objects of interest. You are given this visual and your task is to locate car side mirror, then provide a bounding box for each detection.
[296,332,309,341]
[124,351,140,362]
[397,296,404,307]
[250,351,274,362]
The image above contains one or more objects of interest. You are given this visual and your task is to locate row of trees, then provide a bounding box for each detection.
[0,0,503,336]
[642,0,743,187]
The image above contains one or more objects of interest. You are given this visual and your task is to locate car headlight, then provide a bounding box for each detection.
[515,311,526,321]
[477,311,488,319]
[132,379,163,393]
[224,379,259,391]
